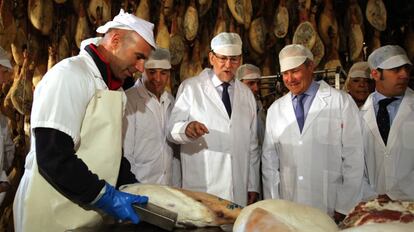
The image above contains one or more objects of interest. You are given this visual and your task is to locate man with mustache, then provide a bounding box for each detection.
[361,45,414,201]
[262,44,364,223]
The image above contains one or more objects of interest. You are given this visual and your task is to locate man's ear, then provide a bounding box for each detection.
[208,51,214,66]
[109,31,121,51]
[371,69,381,81]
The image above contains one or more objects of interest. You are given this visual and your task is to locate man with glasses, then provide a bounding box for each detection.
[361,45,414,202]
[262,44,364,223]
[168,32,260,206]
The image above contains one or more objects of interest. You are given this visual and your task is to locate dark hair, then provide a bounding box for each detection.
[303,59,313,67]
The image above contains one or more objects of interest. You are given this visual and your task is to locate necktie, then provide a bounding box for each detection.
[376,97,397,145]
[295,94,306,133]
[222,82,232,117]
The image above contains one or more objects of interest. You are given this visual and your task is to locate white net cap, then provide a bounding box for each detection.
[368,45,412,69]
[211,32,242,56]
[279,44,313,72]
[236,64,261,81]
[348,62,371,79]
[96,9,156,48]
[144,48,171,69]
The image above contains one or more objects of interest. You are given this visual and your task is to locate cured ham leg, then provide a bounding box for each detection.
[120,184,242,228]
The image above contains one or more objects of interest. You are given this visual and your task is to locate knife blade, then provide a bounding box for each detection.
[133,202,178,231]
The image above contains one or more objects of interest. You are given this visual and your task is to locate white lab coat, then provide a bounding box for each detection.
[262,81,364,215]
[168,68,260,206]
[13,49,125,231]
[360,88,414,201]
[123,80,181,186]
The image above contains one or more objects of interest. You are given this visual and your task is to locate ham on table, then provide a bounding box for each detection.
[120,184,242,228]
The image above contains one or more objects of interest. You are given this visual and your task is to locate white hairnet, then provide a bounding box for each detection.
[279,44,313,72]
[367,45,412,69]
[348,62,371,79]
[211,32,242,56]
[236,64,261,81]
[145,48,171,69]
[96,9,156,48]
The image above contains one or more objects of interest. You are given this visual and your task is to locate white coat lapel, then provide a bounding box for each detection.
[301,82,328,134]
[387,88,414,148]
[360,94,385,147]
[202,74,231,119]
[282,93,301,135]
[231,81,243,121]
[136,83,158,116]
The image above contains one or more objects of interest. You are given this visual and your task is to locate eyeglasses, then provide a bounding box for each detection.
[212,52,241,64]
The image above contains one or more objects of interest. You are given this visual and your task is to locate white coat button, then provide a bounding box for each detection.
[298,176,304,180]
[298,141,303,145]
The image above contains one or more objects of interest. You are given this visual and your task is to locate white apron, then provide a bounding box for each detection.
[17,90,123,231]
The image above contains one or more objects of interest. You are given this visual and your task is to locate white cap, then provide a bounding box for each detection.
[368,45,412,69]
[144,48,171,69]
[348,62,370,79]
[0,47,12,70]
[236,64,261,81]
[79,37,102,50]
[96,9,156,48]
[211,32,242,56]
[279,44,313,72]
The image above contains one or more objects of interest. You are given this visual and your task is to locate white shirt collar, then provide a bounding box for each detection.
[211,74,235,88]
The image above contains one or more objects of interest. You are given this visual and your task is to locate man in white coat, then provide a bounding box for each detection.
[236,64,266,146]
[261,44,364,222]
[123,48,181,187]
[14,10,155,231]
[361,45,414,201]
[168,32,260,206]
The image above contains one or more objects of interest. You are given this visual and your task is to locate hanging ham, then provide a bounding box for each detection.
[227,0,252,29]
[28,0,54,36]
[273,0,289,38]
[366,0,387,31]
[135,0,150,21]
[249,17,266,54]
[293,0,316,50]
[0,0,17,50]
[156,10,170,49]
[75,4,91,48]
[183,0,199,42]
[87,0,112,27]
[169,13,186,66]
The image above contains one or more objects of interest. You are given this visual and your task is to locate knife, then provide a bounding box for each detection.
[133,202,178,231]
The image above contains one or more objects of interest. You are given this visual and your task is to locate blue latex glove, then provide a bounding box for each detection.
[94,183,148,223]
